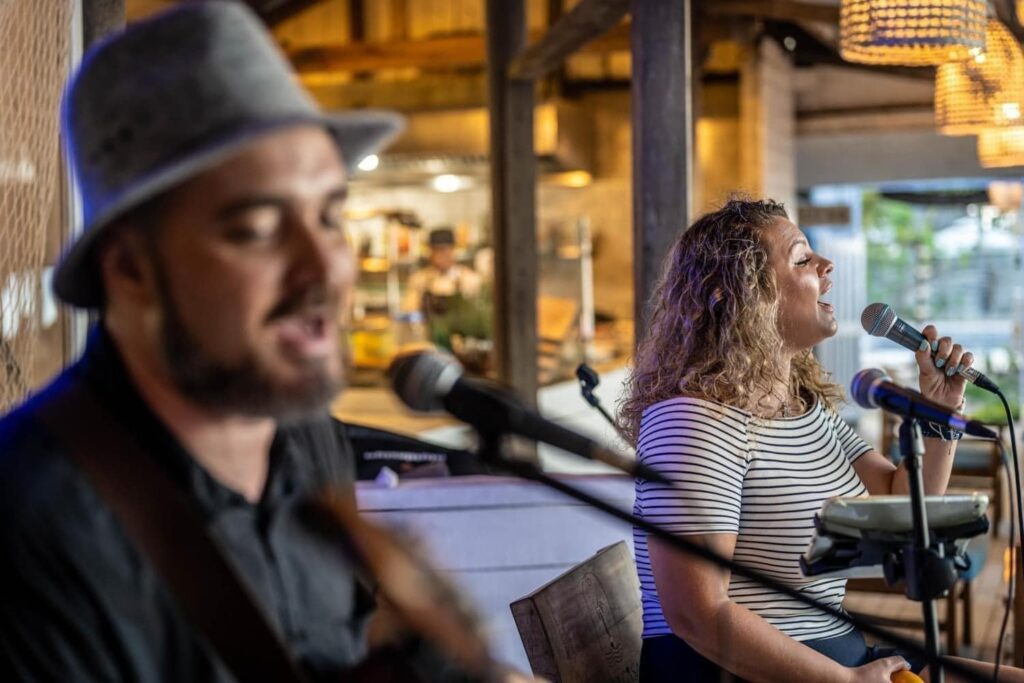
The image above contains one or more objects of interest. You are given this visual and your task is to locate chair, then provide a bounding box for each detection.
[510,541,642,682]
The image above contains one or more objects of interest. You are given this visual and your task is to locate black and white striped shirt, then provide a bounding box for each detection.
[633,396,871,641]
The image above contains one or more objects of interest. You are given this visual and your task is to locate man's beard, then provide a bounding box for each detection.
[152,259,345,423]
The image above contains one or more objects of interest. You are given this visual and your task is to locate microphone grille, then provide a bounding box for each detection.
[387,351,462,412]
[860,303,895,337]
[850,368,888,409]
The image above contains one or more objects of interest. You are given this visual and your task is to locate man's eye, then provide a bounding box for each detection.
[224,208,282,242]
[321,200,347,231]
[224,226,277,243]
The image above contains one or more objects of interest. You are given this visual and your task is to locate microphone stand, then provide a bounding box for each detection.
[473,429,986,682]
[575,364,630,443]
[898,418,956,683]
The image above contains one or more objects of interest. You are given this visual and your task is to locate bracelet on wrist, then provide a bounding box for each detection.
[919,420,963,441]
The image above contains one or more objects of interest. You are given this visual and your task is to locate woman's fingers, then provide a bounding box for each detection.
[959,351,975,372]
[915,325,938,372]
[944,344,965,377]
[932,336,952,369]
[916,325,970,409]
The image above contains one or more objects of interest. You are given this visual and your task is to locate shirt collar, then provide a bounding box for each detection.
[76,325,304,517]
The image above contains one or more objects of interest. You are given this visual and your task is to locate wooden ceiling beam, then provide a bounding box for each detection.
[290,23,630,74]
[702,0,838,26]
[243,0,327,25]
[507,0,629,81]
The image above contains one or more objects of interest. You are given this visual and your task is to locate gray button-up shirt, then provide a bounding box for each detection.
[0,328,374,681]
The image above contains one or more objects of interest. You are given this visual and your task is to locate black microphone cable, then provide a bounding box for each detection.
[992,388,1020,681]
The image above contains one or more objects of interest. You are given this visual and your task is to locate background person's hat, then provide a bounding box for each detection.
[427,227,456,247]
[54,0,404,308]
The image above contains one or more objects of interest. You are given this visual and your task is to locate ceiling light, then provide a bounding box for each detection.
[432,174,470,193]
[935,20,1024,136]
[357,154,379,172]
[978,127,1024,168]
[839,0,987,66]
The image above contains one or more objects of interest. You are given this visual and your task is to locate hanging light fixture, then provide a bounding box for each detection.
[978,127,1024,168]
[935,20,1024,135]
[840,0,987,66]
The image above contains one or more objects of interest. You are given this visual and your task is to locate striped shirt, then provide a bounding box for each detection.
[633,396,871,641]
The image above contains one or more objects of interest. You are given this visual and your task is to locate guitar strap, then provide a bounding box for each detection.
[36,378,307,683]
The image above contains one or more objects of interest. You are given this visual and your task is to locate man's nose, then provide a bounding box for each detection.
[288,221,351,291]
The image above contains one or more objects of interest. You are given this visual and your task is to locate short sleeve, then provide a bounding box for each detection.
[634,398,750,535]
[828,409,873,463]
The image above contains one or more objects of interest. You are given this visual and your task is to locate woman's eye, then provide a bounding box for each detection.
[795,257,812,266]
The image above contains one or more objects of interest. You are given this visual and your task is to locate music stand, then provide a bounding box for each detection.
[802,419,990,683]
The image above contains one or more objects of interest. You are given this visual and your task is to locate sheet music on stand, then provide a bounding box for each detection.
[801,494,990,580]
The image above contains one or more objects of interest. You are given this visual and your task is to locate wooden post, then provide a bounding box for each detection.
[631,0,692,344]
[82,0,124,48]
[71,0,127,358]
[486,0,538,406]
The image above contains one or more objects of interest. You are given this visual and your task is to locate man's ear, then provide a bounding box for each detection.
[97,227,158,307]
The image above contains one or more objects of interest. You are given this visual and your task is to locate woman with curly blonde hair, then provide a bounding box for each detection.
[625,199,991,682]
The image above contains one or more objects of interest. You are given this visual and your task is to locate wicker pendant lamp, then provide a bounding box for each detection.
[935,20,1024,136]
[978,127,1024,167]
[840,0,987,66]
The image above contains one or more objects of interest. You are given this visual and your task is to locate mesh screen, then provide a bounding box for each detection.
[0,1,74,409]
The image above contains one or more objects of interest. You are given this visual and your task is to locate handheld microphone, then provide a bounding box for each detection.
[388,351,671,484]
[860,303,999,393]
[850,368,997,439]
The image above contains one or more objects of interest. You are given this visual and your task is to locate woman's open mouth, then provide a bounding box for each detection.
[818,279,834,312]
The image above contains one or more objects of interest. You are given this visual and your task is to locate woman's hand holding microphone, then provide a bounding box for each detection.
[914,325,973,412]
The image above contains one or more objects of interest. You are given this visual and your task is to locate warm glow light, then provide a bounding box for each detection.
[839,0,987,66]
[548,170,592,188]
[357,154,379,172]
[935,20,1024,136]
[987,180,1023,211]
[978,127,1024,168]
[432,174,470,193]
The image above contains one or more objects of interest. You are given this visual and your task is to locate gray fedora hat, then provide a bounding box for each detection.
[55,0,404,308]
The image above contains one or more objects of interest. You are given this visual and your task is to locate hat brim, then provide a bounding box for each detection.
[54,109,404,308]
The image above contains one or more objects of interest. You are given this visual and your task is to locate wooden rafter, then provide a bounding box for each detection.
[508,0,629,81]
[243,0,326,25]
[290,23,630,75]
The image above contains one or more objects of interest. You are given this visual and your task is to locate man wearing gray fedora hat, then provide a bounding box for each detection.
[0,2,514,682]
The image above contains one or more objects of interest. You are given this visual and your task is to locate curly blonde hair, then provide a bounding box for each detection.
[619,198,842,444]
